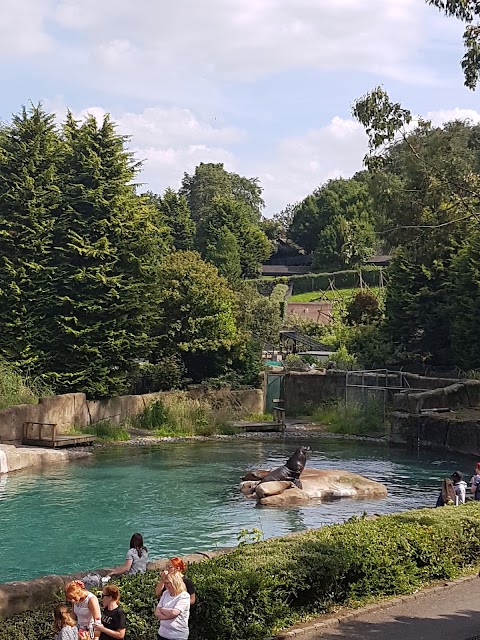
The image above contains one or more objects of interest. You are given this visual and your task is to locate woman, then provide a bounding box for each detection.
[155,557,196,605]
[53,603,78,640]
[451,471,467,504]
[94,584,126,640]
[155,571,190,640]
[65,580,101,635]
[111,533,148,576]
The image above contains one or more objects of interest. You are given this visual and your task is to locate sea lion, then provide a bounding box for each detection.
[257,446,311,489]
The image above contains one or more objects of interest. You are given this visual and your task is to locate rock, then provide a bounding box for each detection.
[241,467,388,506]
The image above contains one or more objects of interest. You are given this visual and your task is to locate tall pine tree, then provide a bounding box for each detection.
[0,105,61,372]
[46,112,168,396]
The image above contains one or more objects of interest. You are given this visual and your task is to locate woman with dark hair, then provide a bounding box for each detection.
[111,533,148,576]
[94,584,126,640]
[155,557,196,605]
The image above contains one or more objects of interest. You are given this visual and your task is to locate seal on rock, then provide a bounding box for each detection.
[257,446,311,489]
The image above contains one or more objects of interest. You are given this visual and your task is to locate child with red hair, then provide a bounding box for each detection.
[155,557,196,605]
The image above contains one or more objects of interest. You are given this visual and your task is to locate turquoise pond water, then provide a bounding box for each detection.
[0,436,478,583]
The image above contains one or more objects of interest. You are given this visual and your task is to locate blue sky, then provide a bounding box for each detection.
[1,0,478,214]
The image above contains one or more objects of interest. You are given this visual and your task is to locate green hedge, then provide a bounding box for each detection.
[3,504,480,640]
[251,266,383,296]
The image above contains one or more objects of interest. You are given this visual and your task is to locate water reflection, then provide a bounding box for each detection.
[0,437,477,583]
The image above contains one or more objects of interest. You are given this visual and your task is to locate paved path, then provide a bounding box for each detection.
[277,576,480,640]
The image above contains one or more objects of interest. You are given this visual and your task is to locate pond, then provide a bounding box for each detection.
[0,436,477,583]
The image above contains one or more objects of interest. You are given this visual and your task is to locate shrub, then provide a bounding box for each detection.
[0,360,53,410]
[3,505,480,640]
[80,420,130,441]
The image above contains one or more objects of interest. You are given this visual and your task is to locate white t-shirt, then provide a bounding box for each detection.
[157,590,190,639]
[454,480,467,504]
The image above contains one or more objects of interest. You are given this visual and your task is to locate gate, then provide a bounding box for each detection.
[265,372,285,414]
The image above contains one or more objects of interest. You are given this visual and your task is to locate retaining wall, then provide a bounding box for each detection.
[0,388,264,445]
[0,549,233,621]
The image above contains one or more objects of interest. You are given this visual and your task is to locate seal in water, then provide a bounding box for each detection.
[257,446,311,489]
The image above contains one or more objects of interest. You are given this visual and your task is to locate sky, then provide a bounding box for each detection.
[1,0,480,215]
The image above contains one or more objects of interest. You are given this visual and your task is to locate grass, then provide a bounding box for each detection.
[128,397,235,437]
[80,420,131,441]
[311,399,385,435]
[290,286,381,303]
[243,412,273,422]
[0,360,53,410]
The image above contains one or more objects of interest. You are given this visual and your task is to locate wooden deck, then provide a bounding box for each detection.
[235,421,285,433]
[22,422,96,448]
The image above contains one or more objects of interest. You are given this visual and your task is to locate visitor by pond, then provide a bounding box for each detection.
[110,532,148,576]
[155,557,196,605]
[94,584,126,640]
[54,604,78,640]
[156,571,191,640]
[471,462,480,500]
[65,580,101,635]
[452,471,467,504]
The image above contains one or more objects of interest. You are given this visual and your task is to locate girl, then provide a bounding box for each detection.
[94,584,126,640]
[111,533,149,576]
[65,580,101,635]
[155,571,190,640]
[155,557,196,605]
[54,604,78,640]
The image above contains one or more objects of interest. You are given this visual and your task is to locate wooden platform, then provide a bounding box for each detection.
[235,421,285,433]
[22,422,96,448]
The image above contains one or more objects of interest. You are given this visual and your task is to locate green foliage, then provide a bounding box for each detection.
[289,177,377,269]
[153,251,239,383]
[312,399,385,434]
[252,266,384,296]
[128,396,234,437]
[0,360,52,410]
[0,104,62,373]
[147,188,196,251]
[81,420,130,441]
[244,412,273,422]
[205,225,242,285]
[346,290,382,325]
[236,527,264,545]
[291,286,381,303]
[427,0,480,89]
[5,506,480,640]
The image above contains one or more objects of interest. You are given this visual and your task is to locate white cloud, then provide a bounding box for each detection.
[255,117,369,213]
[426,108,480,126]
[0,0,52,55]
[45,0,443,91]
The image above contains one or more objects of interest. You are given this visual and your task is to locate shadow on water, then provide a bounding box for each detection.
[0,436,478,582]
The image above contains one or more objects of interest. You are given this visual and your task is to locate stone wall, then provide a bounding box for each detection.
[393,380,480,414]
[0,388,264,445]
[283,370,347,412]
[0,549,233,621]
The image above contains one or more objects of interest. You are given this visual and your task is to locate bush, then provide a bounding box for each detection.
[3,505,480,640]
[250,266,383,296]
[80,420,130,441]
[0,360,53,410]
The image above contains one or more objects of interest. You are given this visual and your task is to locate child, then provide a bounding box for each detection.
[451,471,467,504]
[54,604,78,640]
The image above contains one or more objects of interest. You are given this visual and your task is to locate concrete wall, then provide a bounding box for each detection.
[283,370,347,412]
[393,380,480,414]
[0,388,264,445]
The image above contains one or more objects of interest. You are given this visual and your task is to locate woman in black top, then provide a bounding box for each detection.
[94,585,126,640]
[155,557,196,605]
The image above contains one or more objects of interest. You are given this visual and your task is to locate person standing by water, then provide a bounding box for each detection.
[94,584,126,640]
[110,533,149,576]
[451,471,467,504]
[65,580,101,636]
[156,571,191,640]
[471,463,480,500]
[155,557,196,605]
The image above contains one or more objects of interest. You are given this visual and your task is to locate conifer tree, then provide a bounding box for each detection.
[47,113,168,396]
[205,226,241,286]
[147,188,195,251]
[0,105,61,372]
